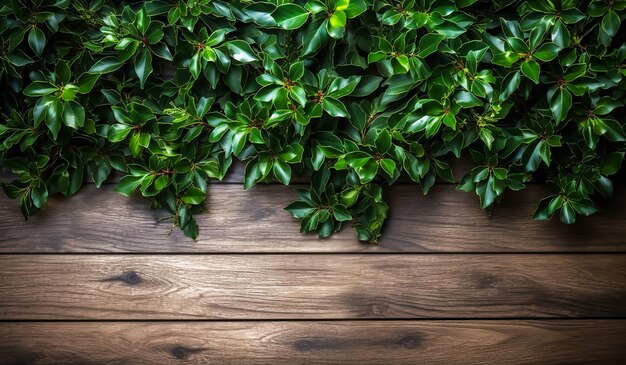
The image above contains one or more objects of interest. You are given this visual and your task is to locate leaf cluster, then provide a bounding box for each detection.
[1,0,625,241]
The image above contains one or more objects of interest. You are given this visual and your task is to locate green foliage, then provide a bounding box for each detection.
[1,0,625,242]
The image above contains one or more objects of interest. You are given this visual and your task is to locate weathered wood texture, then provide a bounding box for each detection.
[1,184,625,253]
[1,254,625,320]
[2,157,625,363]
[1,320,625,365]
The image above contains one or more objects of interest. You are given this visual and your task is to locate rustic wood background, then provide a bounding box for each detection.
[1,164,625,364]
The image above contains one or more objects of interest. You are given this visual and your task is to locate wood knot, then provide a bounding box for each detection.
[478,275,498,288]
[118,271,143,285]
[102,271,143,285]
[294,338,339,351]
[399,335,421,349]
[171,346,204,359]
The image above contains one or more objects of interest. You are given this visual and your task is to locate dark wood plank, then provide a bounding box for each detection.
[1,320,625,364]
[1,254,625,319]
[1,184,625,253]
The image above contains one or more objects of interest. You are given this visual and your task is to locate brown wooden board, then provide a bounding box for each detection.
[1,320,625,364]
[1,254,625,320]
[1,184,625,253]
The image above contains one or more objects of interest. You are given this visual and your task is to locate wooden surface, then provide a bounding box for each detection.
[1,321,625,365]
[1,254,626,320]
[1,174,625,363]
[2,184,626,253]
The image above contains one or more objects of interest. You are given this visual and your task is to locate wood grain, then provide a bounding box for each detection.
[1,254,625,320]
[1,184,625,253]
[1,320,625,364]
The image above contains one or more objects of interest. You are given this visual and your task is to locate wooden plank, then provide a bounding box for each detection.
[1,184,625,253]
[1,254,625,319]
[1,320,625,364]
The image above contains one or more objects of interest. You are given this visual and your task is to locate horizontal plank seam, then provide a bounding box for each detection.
[1,252,625,256]
[1,318,625,323]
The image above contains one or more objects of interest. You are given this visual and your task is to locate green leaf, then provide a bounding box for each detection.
[289,61,304,81]
[273,159,292,185]
[136,8,150,34]
[151,43,173,61]
[89,162,111,188]
[181,187,206,205]
[417,33,445,58]
[322,98,348,117]
[533,197,552,220]
[327,76,361,98]
[129,132,142,157]
[479,128,494,150]
[77,73,100,94]
[375,129,392,153]
[255,85,285,103]
[285,201,315,218]
[340,189,359,207]
[23,81,57,97]
[327,10,346,39]
[601,11,620,38]
[28,26,46,56]
[551,20,570,49]
[115,175,144,196]
[595,97,622,115]
[381,9,402,25]
[356,159,378,183]
[570,199,598,216]
[88,57,124,74]
[207,29,227,47]
[506,37,528,53]
[189,52,202,79]
[46,98,63,140]
[61,84,79,101]
[31,182,48,209]
[336,0,367,18]
[559,203,576,224]
[62,100,85,129]
[225,40,258,63]
[533,42,560,61]
[455,91,483,107]
[549,88,572,123]
[107,124,133,142]
[55,63,72,84]
[273,4,309,30]
[290,86,307,107]
[134,48,153,89]
[602,119,626,142]
[332,205,352,221]
[352,76,382,97]
[600,152,625,175]
[318,219,334,238]
[302,19,329,56]
[521,60,540,83]
[380,158,396,177]
[345,151,371,168]
[477,178,496,209]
